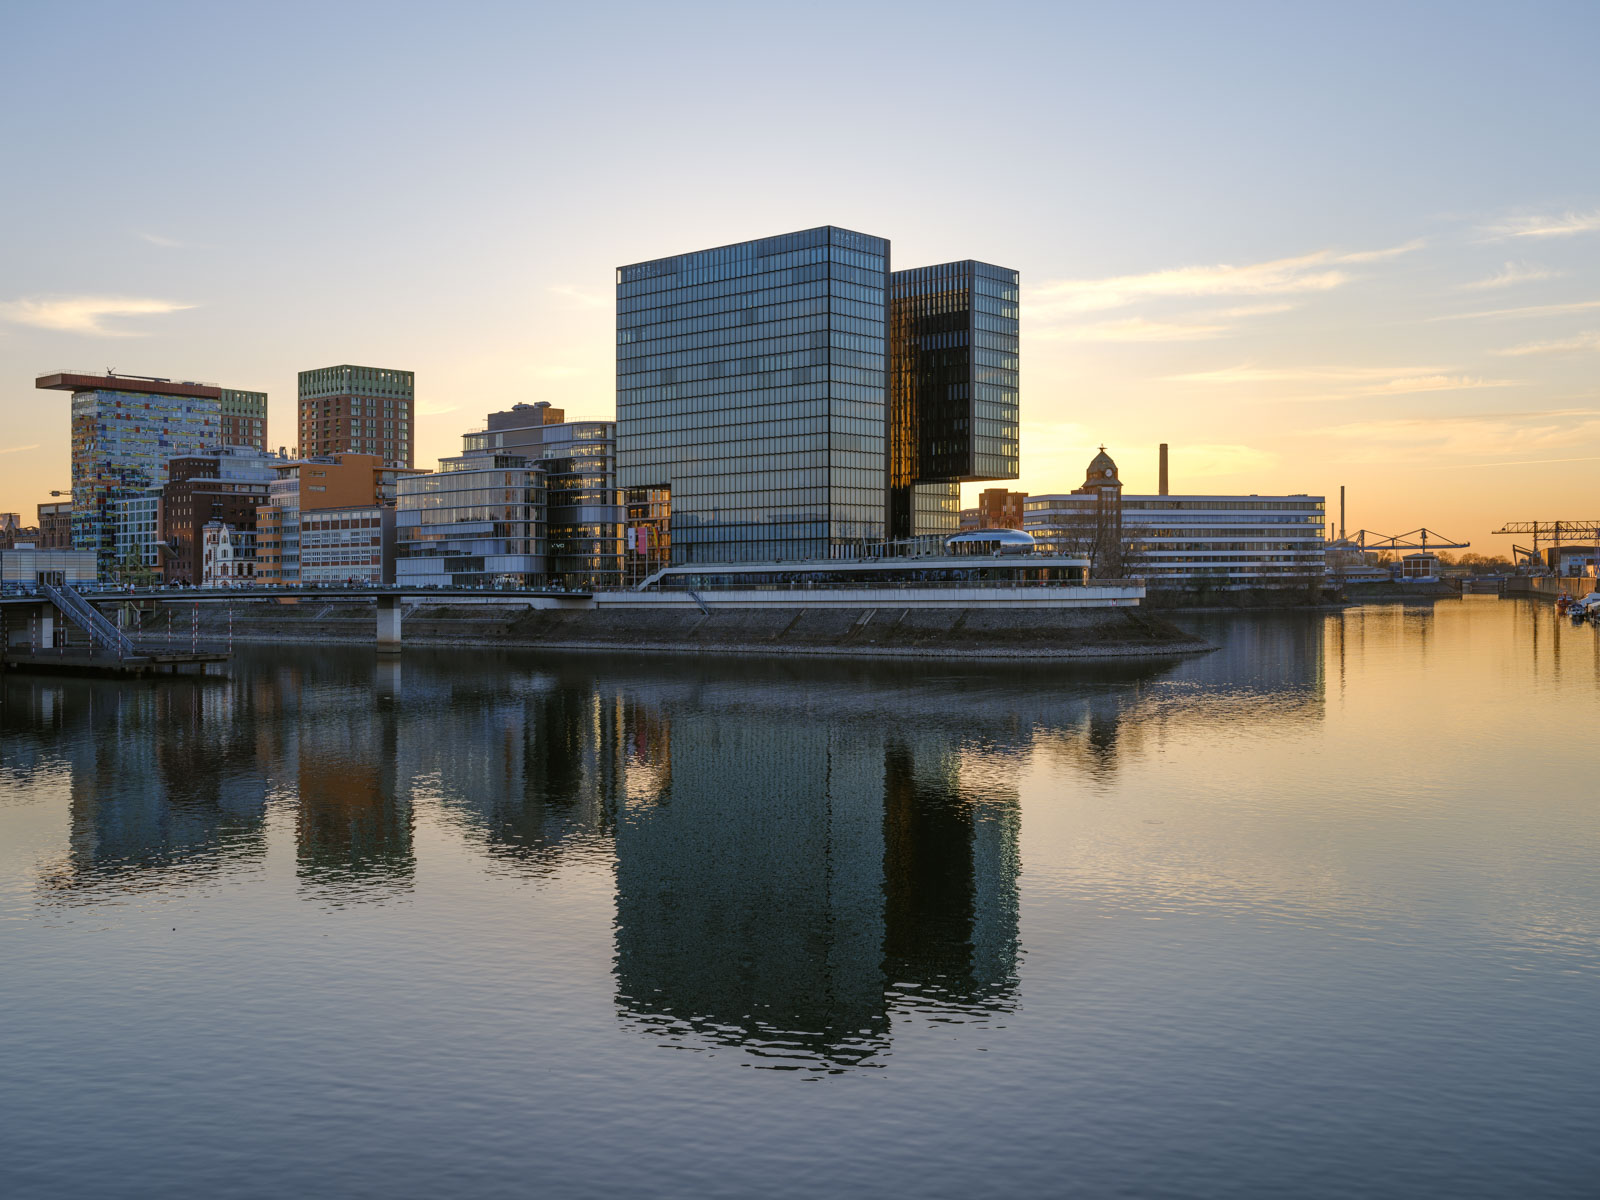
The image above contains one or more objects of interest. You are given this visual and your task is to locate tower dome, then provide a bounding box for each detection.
[1085,446,1119,485]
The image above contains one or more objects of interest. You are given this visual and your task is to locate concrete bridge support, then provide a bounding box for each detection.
[2,604,55,651]
[376,595,403,654]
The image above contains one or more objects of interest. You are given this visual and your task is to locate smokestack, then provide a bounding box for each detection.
[1340,485,1346,541]
[1158,444,1169,496]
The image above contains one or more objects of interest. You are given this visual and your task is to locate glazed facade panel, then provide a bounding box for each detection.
[888,261,1019,539]
[617,226,889,563]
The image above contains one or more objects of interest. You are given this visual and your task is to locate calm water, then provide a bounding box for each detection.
[3,598,1598,1198]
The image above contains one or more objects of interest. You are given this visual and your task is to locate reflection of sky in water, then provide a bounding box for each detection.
[3,599,1600,1196]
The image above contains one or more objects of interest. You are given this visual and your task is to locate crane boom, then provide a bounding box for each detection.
[1492,521,1600,560]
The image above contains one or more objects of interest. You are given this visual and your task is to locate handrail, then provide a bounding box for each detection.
[43,584,136,655]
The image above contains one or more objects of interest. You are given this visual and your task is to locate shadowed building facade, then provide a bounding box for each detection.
[888,260,1021,539]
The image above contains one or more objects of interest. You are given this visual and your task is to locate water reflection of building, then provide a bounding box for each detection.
[615,720,890,1066]
[2,676,270,896]
[295,683,412,899]
[4,616,1327,1066]
[1032,612,1327,779]
[608,670,1025,1070]
[393,666,620,877]
[882,742,1019,1012]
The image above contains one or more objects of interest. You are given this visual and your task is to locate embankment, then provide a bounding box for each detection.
[135,600,1210,660]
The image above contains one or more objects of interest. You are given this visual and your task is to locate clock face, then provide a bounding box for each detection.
[1103,468,1112,477]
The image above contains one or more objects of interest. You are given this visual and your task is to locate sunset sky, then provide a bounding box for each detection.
[2,1,1596,551]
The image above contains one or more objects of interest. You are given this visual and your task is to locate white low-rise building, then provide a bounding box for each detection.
[1027,484,1326,590]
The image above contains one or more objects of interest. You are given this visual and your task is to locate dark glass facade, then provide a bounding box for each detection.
[888,260,1020,539]
[617,226,890,563]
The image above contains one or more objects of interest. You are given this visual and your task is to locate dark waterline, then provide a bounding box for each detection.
[3,599,1598,1198]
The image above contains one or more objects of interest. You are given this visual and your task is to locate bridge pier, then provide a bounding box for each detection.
[376,594,403,654]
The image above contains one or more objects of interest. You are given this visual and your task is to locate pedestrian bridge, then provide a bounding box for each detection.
[0,585,594,655]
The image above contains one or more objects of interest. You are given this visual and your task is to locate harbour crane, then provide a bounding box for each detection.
[1493,521,1600,564]
[1327,528,1470,553]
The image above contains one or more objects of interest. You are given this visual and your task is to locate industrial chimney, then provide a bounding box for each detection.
[1158,444,1169,496]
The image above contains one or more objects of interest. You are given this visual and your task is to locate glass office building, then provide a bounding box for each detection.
[617,226,891,563]
[888,260,1020,539]
[394,456,547,587]
[464,402,625,588]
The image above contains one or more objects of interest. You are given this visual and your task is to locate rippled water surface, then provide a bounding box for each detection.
[4,598,1599,1198]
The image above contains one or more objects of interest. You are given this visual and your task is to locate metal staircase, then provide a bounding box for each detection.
[42,584,137,656]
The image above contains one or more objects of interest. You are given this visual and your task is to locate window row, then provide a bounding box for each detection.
[618,327,887,373]
[618,260,888,314]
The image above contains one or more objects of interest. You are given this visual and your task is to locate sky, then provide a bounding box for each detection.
[1,0,1596,553]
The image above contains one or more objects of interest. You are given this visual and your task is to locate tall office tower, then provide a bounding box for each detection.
[887,261,1020,539]
[617,226,890,563]
[35,370,223,577]
[219,388,268,450]
[297,365,414,467]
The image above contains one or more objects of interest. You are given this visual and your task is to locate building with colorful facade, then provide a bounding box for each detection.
[36,371,224,577]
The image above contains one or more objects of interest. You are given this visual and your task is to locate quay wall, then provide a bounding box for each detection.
[127,600,1209,660]
[1504,576,1597,602]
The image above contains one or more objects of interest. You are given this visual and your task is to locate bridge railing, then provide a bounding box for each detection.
[42,584,137,656]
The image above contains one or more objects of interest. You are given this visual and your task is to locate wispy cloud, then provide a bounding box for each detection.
[1483,208,1600,239]
[414,402,457,416]
[1309,408,1600,465]
[548,284,608,310]
[1423,454,1600,471]
[1049,317,1231,343]
[0,295,195,336]
[1462,261,1557,290]
[1030,240,1422,319]
[1168,363,1515,397]
[1494,331,1600,356]
[0,443,40,455]
[1213,302,1298,318]
[1431,299,1600,322]
[138,232,184,248]
[1357,374,1517,395]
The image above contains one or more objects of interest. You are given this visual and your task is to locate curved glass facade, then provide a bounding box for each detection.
[394,459,548,586]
